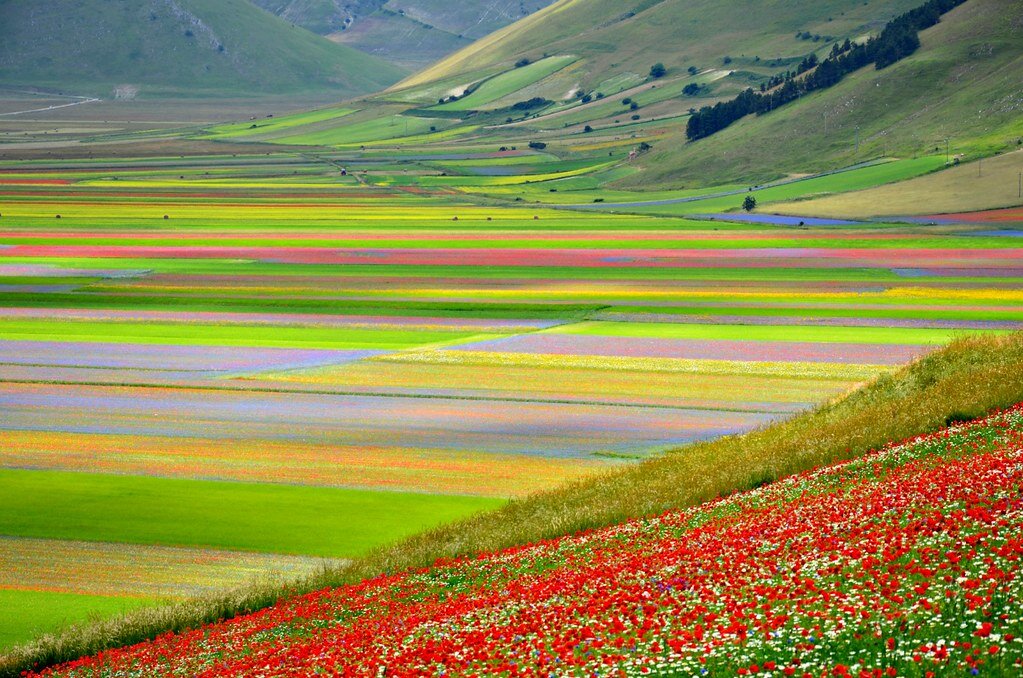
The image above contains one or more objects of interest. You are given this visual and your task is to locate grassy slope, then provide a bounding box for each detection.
[618,0,1023,187]
[430,56,578,111]
[0,0,404,97]
[250,0,380,35]
[4,331,1023,676]
[252,0,558,70]
[365,0,1020,192]
[773,148,1023,218]
[395,0,919,91]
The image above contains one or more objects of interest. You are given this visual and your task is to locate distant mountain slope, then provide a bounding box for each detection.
[617,0,1023,187]
[360,0,1019,189]
[0,0,404,98]
[396,0,922,90]
[251,0,558,71]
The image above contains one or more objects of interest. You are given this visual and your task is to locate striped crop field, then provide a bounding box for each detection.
[0,151,1020,649]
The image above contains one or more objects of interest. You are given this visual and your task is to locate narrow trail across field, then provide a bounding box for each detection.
[0,91,100,118]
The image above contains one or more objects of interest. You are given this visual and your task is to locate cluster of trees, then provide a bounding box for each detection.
[510,97,551,111]
[686,0,966,141]
[796,30,835,43]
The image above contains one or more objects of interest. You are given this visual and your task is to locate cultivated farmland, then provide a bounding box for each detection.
[1,0,1022,660]
[0,145,1020,649]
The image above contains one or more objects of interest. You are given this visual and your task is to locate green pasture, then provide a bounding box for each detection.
[0,290,603,319]
[548,321,1003,346]
[430,56,577,112]
[0,318,498,350]
[0,470,504,558]
[203,107,356,139]
[0,589,159,651]
[373,161,615,187]
[607,156,949,215]
[273,115,471,147]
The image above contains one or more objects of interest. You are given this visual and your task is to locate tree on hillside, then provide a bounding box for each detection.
[650,63,667,78]
[743,195,757,212]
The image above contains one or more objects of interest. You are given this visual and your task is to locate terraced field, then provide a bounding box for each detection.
[1,149,1021,650]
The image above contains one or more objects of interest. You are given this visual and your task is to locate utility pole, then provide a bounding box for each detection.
[855,126,859,154]
[945,138,950,165]
[1018,172,1022,199]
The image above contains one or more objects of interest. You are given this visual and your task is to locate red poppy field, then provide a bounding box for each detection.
[33,404,1023,677]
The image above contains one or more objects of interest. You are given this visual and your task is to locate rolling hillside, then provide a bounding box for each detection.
[251,0,559,71]
[0,0,404,98]
[619,0,1023,187]
[395,0,923,90]
[352,0,1017,189]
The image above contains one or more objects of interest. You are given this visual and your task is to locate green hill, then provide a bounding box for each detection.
[0,0,404,98]
[396,0,923,90]
[617,0,1023,187]
[361,0,1017,188]
[251,0,558,71]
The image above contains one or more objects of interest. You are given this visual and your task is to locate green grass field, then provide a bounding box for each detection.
[0,470,503,558]
[0,590,158,651]
[429,56,577,111]
[619,156,948,215]
[0,318,495,350]
[202,107,356,139]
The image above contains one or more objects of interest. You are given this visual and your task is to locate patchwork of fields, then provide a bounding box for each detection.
[33,404,1023,676]
[1,149,1021,649]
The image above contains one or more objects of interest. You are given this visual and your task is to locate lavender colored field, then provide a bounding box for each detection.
[0,382,776,459]
[0,307,562,331]
[449,333,928,364]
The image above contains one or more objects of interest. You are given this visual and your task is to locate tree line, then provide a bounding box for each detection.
[686,0,968,141]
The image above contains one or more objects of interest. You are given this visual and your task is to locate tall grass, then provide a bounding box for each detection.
[4,331,1023,677]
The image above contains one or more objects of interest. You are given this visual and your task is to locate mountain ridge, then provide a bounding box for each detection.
[0,0,404,98]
